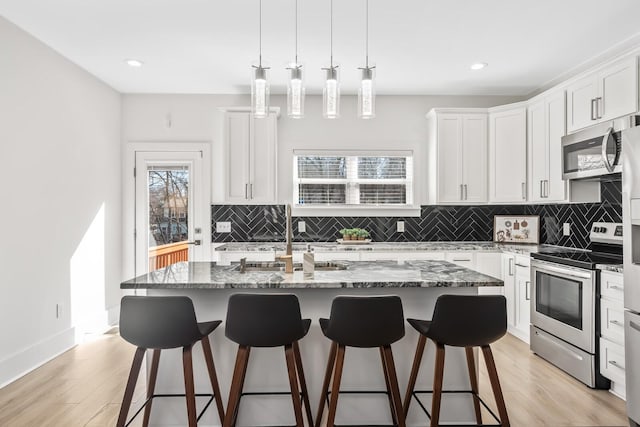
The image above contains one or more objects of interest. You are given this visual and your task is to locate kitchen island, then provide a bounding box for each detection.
[121,260,503,426]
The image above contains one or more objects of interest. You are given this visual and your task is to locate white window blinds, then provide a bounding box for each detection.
[293,152,413,206]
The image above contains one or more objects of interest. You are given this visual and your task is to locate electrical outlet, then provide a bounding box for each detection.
[216,222,231,233]
[397,221,405,233]
[298,221,306,233]
[563,223,571,236]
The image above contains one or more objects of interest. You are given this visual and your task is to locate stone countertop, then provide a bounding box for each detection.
[121,260,504,290]
[597,264,623,274]
[214,241,545,255]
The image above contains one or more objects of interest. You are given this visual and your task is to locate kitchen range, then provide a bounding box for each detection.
[530,222,623,389]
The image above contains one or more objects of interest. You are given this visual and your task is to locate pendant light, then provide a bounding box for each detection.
[358,0,375,119]
[251,0,270,118]
[322,0,340,119]
[287,0,305,118]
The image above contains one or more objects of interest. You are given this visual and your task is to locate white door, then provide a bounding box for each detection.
[250,113,278,203]
[489,107,527,203]
[566,75,598,133]
[528,100,547,202]
[546,91,567,201]
[598,57,638,122]
[134,151,209,275]
[461,114,488,203]
[437,115,462,203]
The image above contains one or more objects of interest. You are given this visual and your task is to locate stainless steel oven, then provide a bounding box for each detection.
[530,260,596,353]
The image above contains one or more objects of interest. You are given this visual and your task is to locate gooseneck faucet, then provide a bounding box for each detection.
[276,204,294,273]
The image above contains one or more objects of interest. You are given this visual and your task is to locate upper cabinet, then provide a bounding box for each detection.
[426,110,488,204]
[528,90,567,203]
[489,105,528,203]
[224,111,278,204]
[566,56,638,133]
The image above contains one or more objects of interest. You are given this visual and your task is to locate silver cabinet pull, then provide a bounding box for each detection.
[509,258,514,276]
[464,184,468,200]
[545,180,549,198]
[245,183,249,199]
[525,281,531,300]
[591,98,597,120]
[540,180,544,198]
[186,240,202,246]
[596,97,603,119]
[452,258,472,262]
[250,183,254,199]
[609,285,624,291]
[608,360,624,370]
[521,182,526,200]
[609,319,623,327]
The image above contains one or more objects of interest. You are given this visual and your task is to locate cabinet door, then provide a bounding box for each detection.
[489,108,527,203]
[598,57,638,122]
[566,75,598,133]
[502,254,516,328]
[546,91,567,201]
[528,100,547,203]
[225,113,251,202]
[515,266,532,341]
[437,115,462,203]
[250,113,278,203]
[461,114,488,203]
[445,252,476,269]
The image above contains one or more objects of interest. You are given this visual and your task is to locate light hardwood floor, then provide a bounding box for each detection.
[0,331,628,426]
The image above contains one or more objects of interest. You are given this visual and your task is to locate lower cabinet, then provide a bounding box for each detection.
[502,253,531,343]
[599,270,626,399]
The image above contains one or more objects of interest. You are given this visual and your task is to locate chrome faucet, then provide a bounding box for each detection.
[276,204,294,273]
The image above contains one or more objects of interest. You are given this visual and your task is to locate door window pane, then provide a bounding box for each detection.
[535,272,583,330]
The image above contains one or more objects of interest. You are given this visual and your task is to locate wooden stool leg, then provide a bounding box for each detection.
[182,345,197,427]
[326,344,346,427]
[403,334,427,417]
[201,336,226,424]
[293,341,314,427]
[142,349,161,427]
[315,341,337,427]
[224,345,251,427]
[382,345,406,427]
[380,347,398,425]
[285,344,305,426]
[465,347,483,425]
[481,345,510,427]
[430,343,446,427]
[117,347,146,427]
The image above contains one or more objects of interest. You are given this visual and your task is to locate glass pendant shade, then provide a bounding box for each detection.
[358,67,375,119]
[323,67,340,119]
[251,66,269,118]
[287,66,305,118]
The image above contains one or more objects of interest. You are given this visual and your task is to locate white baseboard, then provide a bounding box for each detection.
[0,327,76,388]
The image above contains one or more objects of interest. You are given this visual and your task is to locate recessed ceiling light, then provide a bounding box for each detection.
[470,62,488,70]
[125,59,144,68]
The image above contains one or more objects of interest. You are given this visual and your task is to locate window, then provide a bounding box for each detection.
[293,151,414,207]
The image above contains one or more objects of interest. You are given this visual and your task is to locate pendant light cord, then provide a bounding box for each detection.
[330,0,333,68]
[365,0,369,68]
[259,0,262,66]
[295,0,298,64]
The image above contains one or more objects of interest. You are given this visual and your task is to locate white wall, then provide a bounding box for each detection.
[0,16,122,386]
[122,93,522,205]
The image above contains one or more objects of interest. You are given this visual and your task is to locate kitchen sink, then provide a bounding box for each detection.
[234,261,348,273]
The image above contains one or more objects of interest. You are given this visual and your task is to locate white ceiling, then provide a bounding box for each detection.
[1,0,639,96]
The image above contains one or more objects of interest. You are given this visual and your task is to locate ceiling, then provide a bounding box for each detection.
[1,0,639,96]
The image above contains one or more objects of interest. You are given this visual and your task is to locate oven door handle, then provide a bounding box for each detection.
[531,261,593,279]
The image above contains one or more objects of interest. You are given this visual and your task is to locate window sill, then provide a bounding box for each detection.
[292,205,421,217]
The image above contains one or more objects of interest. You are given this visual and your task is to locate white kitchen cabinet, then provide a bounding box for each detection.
[566,56,638,133]
[503,254,531,343]
[528,91,567,203]
[445,252,476,269]
[426,110,488,204]
[224,111,278,204]
[599,270,626,399]
[489,106,528,203]
[475,252,504,295]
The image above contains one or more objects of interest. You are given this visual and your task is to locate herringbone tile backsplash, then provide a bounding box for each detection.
[212,179,622,249]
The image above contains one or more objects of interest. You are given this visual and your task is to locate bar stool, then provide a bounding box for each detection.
[223,293,313,427]
[316,295,406,427]
[117,296,225,427]
[403,294,509,427]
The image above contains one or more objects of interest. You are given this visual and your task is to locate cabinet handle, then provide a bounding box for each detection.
[452,258,472,262]
[591,98,597,120]
[521,182,526,200]
[245,183,249,199]
[464,184,468,200]
[540,181,544,198]
[250,183,254,199]
[609,319,623,327]
[525,281,531,300]
[545,180,549,198]
[596,97,603,119]
[509,258,514,276]
[608,360,624,370]
[609,285,624,291]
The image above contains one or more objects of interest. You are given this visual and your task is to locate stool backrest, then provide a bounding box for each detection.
[225,293,306,347]
[324,295,405,347]
[120,296,202,349]
[429,294,507,347]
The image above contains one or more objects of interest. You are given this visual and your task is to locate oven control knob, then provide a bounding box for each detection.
[601,227,607,233]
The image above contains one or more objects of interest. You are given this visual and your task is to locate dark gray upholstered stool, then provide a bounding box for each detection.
[403,294,510,427]
[117,296,225,427]
[316,295,406,427]
[223,293,313,427]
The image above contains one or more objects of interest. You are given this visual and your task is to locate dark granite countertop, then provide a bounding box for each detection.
[121,260,504,290]
[214,241,545,255]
